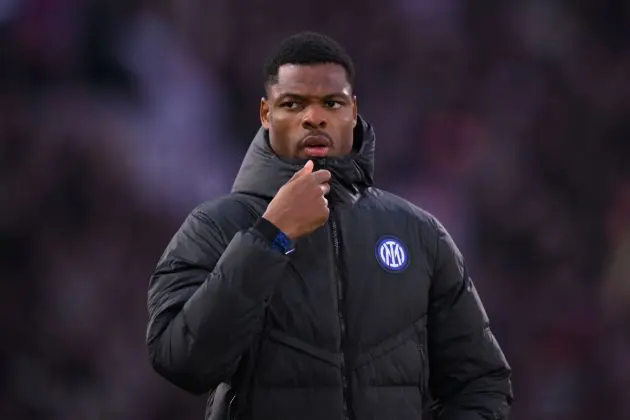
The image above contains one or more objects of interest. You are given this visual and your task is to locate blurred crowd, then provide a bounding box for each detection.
[1,0,629,419]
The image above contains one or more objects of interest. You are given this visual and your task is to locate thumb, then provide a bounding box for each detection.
[289,160,314,182]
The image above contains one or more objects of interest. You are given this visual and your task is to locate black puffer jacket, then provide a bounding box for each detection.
[146,117,513,420]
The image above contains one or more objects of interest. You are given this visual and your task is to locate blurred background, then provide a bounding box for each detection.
[1,0,629,419]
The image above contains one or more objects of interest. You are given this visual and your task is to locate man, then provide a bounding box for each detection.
[146,32,513,420]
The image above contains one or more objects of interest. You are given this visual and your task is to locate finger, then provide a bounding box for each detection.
[289,160,314,182]
[312,169,332,183]
[320,183,330,196]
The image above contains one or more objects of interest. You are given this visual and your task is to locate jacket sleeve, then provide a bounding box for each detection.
[426,218,513,420]
[146,209,289,395]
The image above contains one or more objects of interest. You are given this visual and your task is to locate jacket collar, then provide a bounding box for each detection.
[231,115,376,205]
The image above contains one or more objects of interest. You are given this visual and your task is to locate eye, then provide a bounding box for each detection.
[324,100,344,109]
[280,101,302,110]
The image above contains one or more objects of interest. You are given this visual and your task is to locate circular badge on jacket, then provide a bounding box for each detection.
[375,236,409,273]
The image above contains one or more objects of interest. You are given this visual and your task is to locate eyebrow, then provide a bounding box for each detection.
[275,92,350,101]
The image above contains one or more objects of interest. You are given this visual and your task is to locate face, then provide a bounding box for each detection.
[260,63,358,159]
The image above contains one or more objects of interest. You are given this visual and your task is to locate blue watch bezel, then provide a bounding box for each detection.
[272,231,295,255]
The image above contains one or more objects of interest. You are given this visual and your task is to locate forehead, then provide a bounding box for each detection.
[271,63,351,97]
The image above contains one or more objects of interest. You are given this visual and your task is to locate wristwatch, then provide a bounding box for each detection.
[271,230,295,255]
[254,217,296,255]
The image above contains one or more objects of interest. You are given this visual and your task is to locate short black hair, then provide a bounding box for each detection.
[263,32,355,89]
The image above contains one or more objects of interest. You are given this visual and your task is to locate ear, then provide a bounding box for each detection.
[352,95,358,127]
[260,97,271,129]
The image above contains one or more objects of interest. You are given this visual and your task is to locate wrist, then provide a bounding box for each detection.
[261,211,296,240]
[254,217,295,255]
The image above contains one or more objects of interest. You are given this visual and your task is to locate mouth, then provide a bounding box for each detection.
[302,134,332,158]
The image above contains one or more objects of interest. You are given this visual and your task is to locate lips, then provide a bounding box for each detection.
[302,134,332,157]
[303,134,331,148]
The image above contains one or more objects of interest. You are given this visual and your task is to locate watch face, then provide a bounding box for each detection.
[273,233,288,249]
[273,232,294,255]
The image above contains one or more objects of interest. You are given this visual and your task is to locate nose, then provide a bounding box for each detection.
[302,105,327,130]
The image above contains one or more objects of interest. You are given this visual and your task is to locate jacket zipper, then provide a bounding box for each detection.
[330,214,351,420]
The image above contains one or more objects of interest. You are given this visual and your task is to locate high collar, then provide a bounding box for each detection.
[231,115,376,206]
